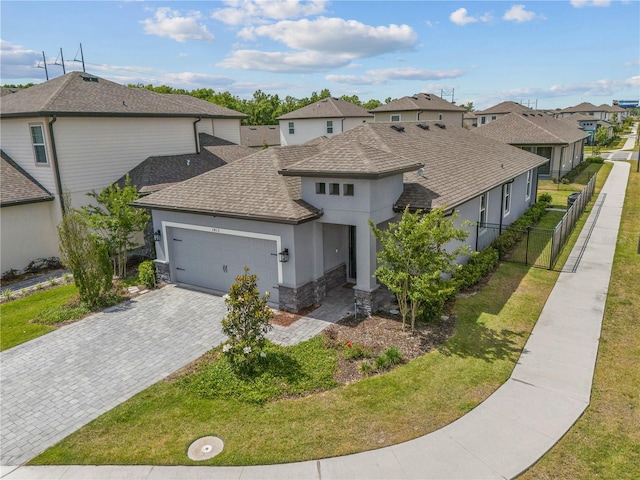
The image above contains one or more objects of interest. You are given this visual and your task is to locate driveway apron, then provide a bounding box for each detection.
[0,285,227,466]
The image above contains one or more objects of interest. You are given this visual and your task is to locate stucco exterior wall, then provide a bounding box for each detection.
[278,117,371,146]
[373,111,463,126]
[1,201,60,273]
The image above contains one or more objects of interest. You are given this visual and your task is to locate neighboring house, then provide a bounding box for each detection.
[555,102,626,124]
[0,71,247,271]
[474,101,534,126]
[560,114,613,146]
[475,112,589,179]
[1,150,57,274]
[370,93,465,126]
[133,121,546,314]
[240,125,281,149]
[463,112,478,129]
[276,97,373,146]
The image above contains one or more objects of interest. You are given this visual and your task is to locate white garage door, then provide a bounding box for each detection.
[170,228,279,303]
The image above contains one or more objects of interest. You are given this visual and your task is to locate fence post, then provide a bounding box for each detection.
[525,227,530,266]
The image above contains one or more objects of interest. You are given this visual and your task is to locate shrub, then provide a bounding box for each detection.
[343,341,372,360]
[453,247,499,291]
[34,301,91,325]
[374,355,390,371]
[538,193,553,204]
[585,156,604,164]
[359,360,374,375]
[380,346,403,366]
[2,289,13,301]
[1,269,20,281]
[137,260,156,289]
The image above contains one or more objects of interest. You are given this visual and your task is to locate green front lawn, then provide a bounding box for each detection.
[0,284,79,351]
[538,162,611,208]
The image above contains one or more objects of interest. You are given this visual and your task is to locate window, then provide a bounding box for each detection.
[329,183,340,195]
[525,171,532,200]
[481,116,486,124]
[30,125,48,164]
[391,114,401,122]
[288,122,295,134]
[479,192,488,231]
[343,184,354,196]
[503,183,512,216]
[326,120,333,134]
[315,182,326,194]
[438,113,443,120]
[491,115,497,121]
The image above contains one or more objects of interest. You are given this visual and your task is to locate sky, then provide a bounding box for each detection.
[1,0,639,110]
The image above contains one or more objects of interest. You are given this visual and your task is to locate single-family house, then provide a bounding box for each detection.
[0,151,58,274]
[559,114,613,146]
[276,97,373,146]
[0,71,247,272]
[555,102,626,125]
[474,112,589,179]
[133,121,547,314]
[474,101,534,126]
[240,125,281,149]
[463,112,478,129]
[370,93,465,126]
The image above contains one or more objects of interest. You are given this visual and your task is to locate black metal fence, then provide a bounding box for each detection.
[479,173,597,270]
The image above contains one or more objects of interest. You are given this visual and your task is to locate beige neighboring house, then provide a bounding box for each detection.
[370,93,465,126]
[1,150,57,274]
[560,114,613,146]
[463,112,478,129]
[134,121,546,314]
[555,102,626,125]
[0,71,247,273]
[475,112,589,179]
[474,101,535,126]
[240,125,281,149]
[276,97,373,146]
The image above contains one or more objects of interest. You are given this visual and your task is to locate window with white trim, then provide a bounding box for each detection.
[391,114,401,122]
[481,116,486,124]
[525,170,532,200]
[329,183,340,195]
[343,184,354,196]
[479,192,488,232]
[326,120,333,134]
[503,183,512,216]
[316,182,326,194]
[288,122,295,134]
[30,124,48,164]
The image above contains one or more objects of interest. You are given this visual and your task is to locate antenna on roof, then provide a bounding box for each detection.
[73,43,86,72]
[36,51,49,80]
[53,48,66,74]
[440,88,455,104]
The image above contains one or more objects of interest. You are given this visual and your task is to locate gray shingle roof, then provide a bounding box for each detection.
[370,93,465,113]
[559,102,600,114]
[475,101,534,115]
[474,112,590,145]
[1,150,54,207]
[133,145,323,224]
[276,97,373,120]
[0,72,247,119]
[135,121,548,220]
[240,125,281,147]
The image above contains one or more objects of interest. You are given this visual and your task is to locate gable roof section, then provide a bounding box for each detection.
[370,93,465,113]
[276,97,373,120]
[1,150,54,207]
[559,102,600,114]
[240,125,281,147]
[560,113,611,127]
[0,72,247,119]
[474,112,589,145]
[476,101,534,115]
[133,145,323,224]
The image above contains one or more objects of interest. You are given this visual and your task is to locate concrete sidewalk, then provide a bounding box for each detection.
[1,161,630,479]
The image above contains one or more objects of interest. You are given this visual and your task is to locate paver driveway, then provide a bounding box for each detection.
[0,285,227,466]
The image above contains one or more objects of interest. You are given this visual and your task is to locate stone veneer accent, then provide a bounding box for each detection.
[353,286,385,316]
[278,263,347,313]
[155,261,171,284]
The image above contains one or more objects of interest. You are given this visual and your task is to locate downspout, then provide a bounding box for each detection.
[498,179,515,235]
[193,117,202,154]
[48,116,66,213]
[417,110,423,121]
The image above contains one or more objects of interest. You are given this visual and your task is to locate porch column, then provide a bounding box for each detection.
[311,222,326,302]
[353,219,379,315]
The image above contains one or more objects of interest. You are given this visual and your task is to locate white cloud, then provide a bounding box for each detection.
[449,8,492,26]
[218,49,353,73]
[626,76,640,87]
[212,0,327,26]
[570,0,611,7]
[240,17,417,57]
[326,67,463,85]
[624,58,640,66]
[503,5,540,22]
[0,40,44,80]
[141,7,215,43]
[488,78,637,101]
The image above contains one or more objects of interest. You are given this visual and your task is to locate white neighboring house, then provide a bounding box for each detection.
[474,101,535,127]
[555,102,626,125]
[370,93,465,126]
[134,121,547,314]
[560,114,613,146]
[0,71,247,273]
[277,97,373,146]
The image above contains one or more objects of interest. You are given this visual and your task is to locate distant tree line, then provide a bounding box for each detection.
[129,84,390,125]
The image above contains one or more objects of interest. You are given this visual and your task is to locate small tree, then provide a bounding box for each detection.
[221,267,274,370]
[57,211,113,308]
[370,207,470,332]
[80,175,150,278]
[593,125,609,155]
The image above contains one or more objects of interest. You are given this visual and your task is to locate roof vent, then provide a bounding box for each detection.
[417,123,430,130]
[411,96,418,100]
[390,125,405,132]
[80,74,98,82]
[434,122,446,129]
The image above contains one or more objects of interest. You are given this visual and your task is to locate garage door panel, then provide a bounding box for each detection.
[170,228,279,302]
